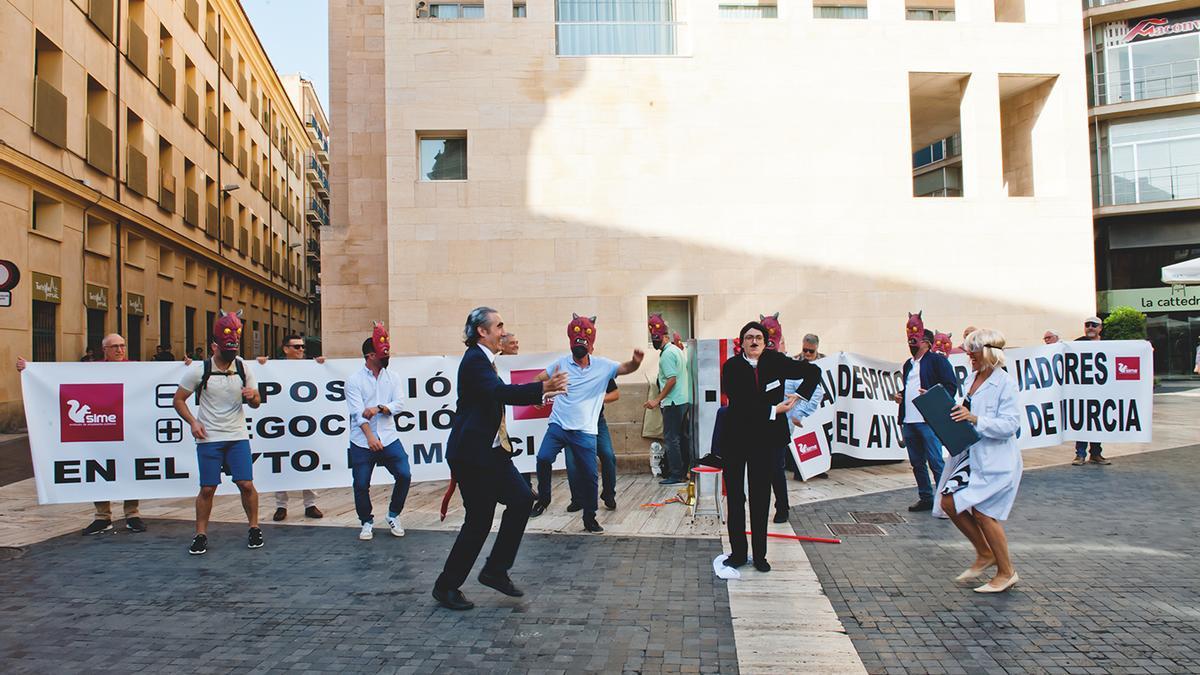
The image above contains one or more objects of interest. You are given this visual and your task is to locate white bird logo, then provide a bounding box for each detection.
[66,400,92,424]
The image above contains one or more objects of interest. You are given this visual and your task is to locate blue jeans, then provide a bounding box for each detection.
[661,403,690,481]
[565,415,617,503]
[1075,441,1102,459]
[348,440,412,525]
[536,422,600,518]
[901,422,944,502]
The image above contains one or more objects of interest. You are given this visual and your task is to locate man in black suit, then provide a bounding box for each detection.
[433,307,568,611]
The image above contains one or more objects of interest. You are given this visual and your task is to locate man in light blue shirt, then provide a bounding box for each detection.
[345,325,411,541]
[530,314,643,533]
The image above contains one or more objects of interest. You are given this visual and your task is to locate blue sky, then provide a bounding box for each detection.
[242,0,329,116]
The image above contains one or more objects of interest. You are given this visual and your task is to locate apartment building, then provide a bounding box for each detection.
[282,73,328,340]
[0,0,322,430]
[1085,0,1200,376]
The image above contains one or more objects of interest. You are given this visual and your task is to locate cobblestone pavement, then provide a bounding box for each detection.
[791,444,1200,675]
[0,523,737,674]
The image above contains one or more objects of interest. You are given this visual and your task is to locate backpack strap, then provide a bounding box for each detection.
[194,358,213,404]
[235,357,247,388]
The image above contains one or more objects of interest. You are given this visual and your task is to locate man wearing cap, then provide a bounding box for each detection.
[174,310,264,555]
[893,326,959,512]
[1073,316,1111,466]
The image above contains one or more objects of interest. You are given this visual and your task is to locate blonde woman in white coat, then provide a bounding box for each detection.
[934,328,1022,594]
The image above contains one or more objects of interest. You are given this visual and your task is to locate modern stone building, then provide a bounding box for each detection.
[0,0,324,430]
[1085,0,1200,376]
[328,0,1096,454]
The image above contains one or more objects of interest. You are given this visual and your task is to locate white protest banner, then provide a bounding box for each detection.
[22,352,561,505]
[693,339,1154,475]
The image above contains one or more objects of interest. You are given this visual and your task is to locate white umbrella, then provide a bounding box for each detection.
[1161,257,1200,285]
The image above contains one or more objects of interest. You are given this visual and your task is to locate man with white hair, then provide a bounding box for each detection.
[17,333,146,535]
[1043,330,1060,345]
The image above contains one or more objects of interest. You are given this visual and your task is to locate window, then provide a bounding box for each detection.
[999,75,1054,197]
[647,297,694,342]
[993,0,1023,23]
[159,245,176,277]
[31,192,64,238]
[32,301,57,362]
[906,8,954,21]
[184,258,199,286]
[85,216,112,255]
[185,306,197,355]
[556,0,679,56]
[86,77,114,175]
[430,3,484,18]
[33,32,67,148]
[127,311,142,362]
[514,2,527,17]
[909,72,967,198]
[719,3,776,19]
[814,3,866,19]
[1097,110,1200,206]
[419,134,467,180]
[127,232,146,268]
[1099,32,1200,105]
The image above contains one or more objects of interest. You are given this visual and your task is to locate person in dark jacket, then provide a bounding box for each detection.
[719,321,822,572]
[432,307,568,611]
[893,328,960,512]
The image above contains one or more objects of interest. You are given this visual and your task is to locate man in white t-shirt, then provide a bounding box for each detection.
[173,310,263,555]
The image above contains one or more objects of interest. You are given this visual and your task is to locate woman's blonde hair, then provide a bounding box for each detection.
[963,328,1006,369]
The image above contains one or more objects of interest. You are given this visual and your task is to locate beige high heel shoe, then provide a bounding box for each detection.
[974,572,1019,594]
[954,560,996,583]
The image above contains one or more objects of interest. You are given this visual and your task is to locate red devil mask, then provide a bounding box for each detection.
[906,311,925,347]
[213,310,244,352]
[648,313,669,345]
[759,312,783,352]
[931,331,953,356]
[568,313,596,355]
[371,321,390,358]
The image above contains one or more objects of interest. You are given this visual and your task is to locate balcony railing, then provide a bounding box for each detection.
[306,115,326,144]
[1095,164,1200,207]
[307,155,330,196]
[555,21,685,56]
[1084,0,1133,8]
[306,197,329,228]
[1094,58,1200,107]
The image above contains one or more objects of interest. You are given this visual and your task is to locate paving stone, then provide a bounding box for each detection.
[0,523,738,673]
[791,444,1200,675]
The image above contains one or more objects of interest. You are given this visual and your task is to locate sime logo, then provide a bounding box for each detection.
[1115,357,1141,381]
[794,431,822,462]
[60,383,124,442]
[508,368,553,420]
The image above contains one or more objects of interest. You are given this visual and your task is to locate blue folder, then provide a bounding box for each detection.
[912,384,980,456]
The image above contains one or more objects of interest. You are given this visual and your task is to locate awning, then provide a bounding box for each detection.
[1162,257,1200,285]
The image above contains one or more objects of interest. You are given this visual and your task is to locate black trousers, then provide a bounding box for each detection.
[724,447,775,563]
[771,445,790,512]
[435,453,533,592]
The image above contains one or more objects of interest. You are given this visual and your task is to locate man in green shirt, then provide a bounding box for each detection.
[645,314,691,485]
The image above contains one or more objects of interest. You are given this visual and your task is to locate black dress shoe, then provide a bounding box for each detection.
[583,518,604,533]
[272,507,287,522]
[753,558,772,573]
[478,570,524,597]
[723,556,747,568]
[603,496,617,511]
[773,509,789,524]
[908,500,934,512]
[566,502,582,513]
[530,502,548,518]
[432,587,475,610]
[696,453,723,469]
[305,506,324,519]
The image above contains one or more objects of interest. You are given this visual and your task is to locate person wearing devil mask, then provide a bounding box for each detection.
[529,314,643,532]
[344,322,412,541]
[645,314,691,485]
[174,310,263,555]
[891,315,959,513]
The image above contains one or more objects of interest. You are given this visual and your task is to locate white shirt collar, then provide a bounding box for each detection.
[478,342,497,365]
[742,353,758,368]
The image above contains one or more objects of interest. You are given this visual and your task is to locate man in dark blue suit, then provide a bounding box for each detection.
[433,307,568,611]
[893,328,960,512]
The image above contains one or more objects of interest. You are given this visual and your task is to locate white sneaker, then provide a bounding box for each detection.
[386,515,405,537]
[359,522,374,540]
